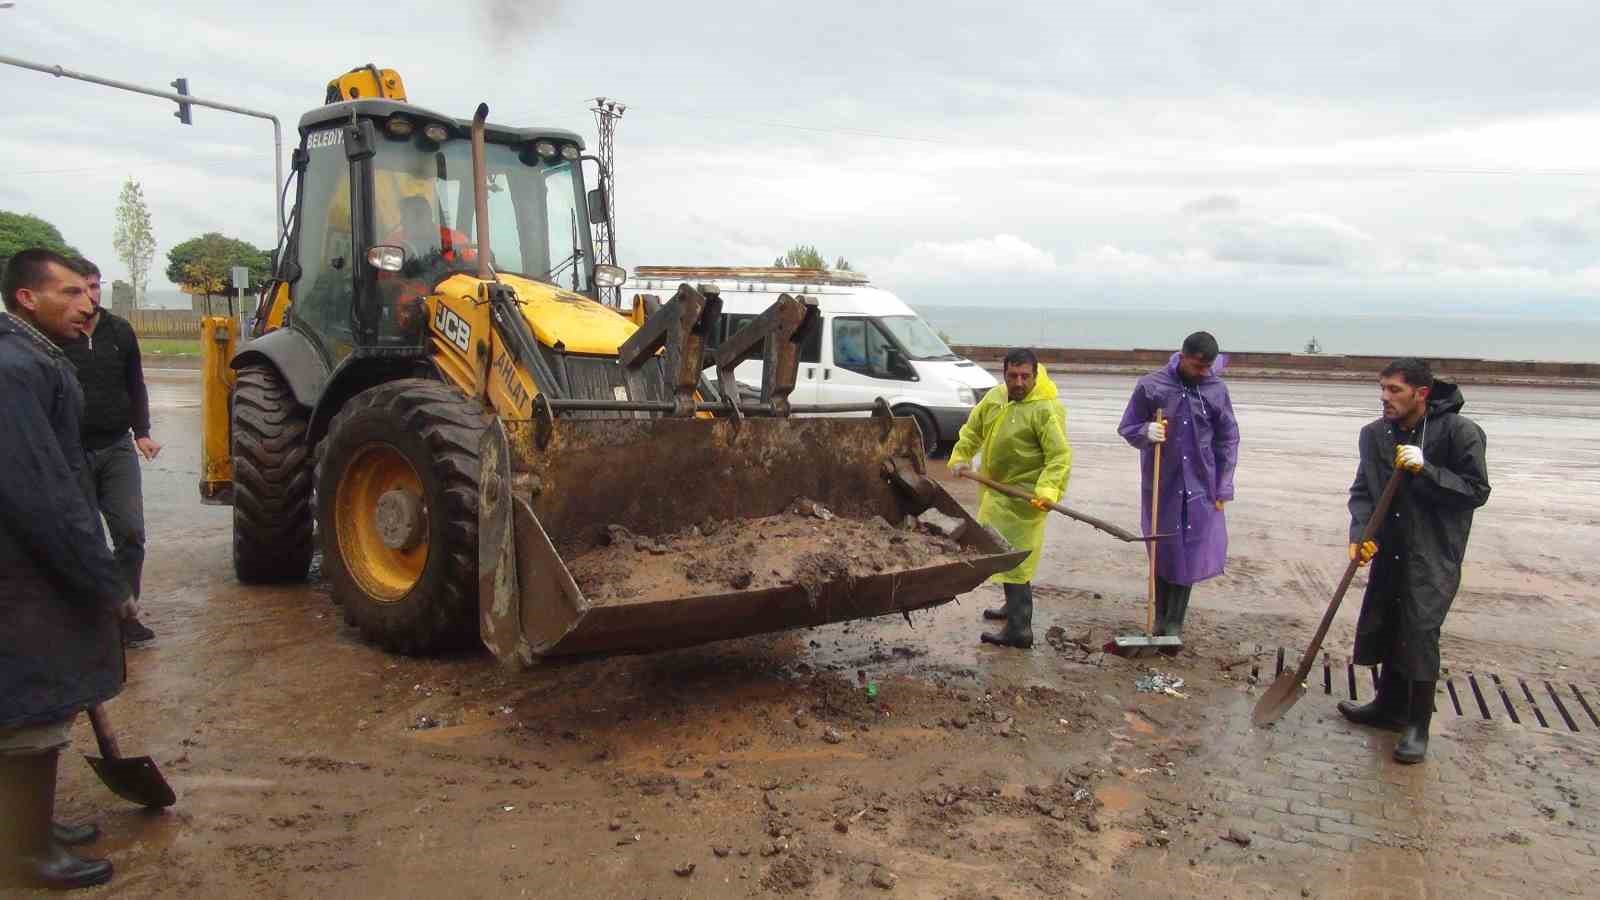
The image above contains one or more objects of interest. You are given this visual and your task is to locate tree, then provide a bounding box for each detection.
[165,232,271,298]
[771,245,853,271]
[0,211,79,271]
[113,178,156,308]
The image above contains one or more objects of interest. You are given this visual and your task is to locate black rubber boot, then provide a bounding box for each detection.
[981,584,1033,649]
[1152,591,1170,637]
[1338,666,1405,731]
[982,589,1011,622]
[51,822,100,847]
[1393,680,1435,765]
[121,617,155,648]
[0,750,114,890]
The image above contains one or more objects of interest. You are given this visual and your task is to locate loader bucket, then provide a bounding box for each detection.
[478,414,1026,664]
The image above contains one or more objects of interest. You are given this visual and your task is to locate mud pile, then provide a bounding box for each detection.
[566,499,981,606]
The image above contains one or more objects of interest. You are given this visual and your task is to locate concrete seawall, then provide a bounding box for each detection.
[953,345,1600,388]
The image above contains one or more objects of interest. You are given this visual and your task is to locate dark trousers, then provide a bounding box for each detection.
[83,438,146,599]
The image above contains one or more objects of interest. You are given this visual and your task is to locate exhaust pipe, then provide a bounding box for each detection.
[470,102,495,282]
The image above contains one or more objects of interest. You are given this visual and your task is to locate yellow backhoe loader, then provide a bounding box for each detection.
[197,67,1024,663]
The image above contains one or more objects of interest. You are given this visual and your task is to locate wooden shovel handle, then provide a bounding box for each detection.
[955,469,1145,543]
[1147,410,1165,637]
[1287,468,1407,687]
[86,705,121,760]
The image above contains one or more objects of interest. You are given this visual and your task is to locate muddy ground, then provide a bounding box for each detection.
[29,368,1600,898]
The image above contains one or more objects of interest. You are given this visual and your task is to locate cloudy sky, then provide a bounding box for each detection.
[4,0,1600,316]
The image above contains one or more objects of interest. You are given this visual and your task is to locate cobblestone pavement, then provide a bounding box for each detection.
[1094,653,1600,899]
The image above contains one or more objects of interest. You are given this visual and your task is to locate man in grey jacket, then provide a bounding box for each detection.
[1338,358,1490,764]
[0,249,129,889]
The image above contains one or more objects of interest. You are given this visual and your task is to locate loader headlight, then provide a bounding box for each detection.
[560,144,580,161]
[385,116,414,138]
[367,245,406,273]
[535,140,558,159]
[423,123,450,143]
[593,264,627,288]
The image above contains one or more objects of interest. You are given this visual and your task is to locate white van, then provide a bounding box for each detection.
[626,267,997,455]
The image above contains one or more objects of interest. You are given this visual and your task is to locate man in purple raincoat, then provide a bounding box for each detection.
[1117,332,1240,643]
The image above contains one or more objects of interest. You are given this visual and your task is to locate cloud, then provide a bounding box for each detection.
[1203,213,1375,268]
[864,235,1059,282]
[1181,194,1242,216]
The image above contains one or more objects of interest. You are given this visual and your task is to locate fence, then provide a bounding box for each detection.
[124,302,254,341]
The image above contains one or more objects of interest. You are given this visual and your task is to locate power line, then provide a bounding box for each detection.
[590,99,1600,178]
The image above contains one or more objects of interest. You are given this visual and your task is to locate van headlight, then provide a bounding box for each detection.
[959,386,985,405]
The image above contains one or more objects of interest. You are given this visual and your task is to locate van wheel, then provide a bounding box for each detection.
[896,405,939,459]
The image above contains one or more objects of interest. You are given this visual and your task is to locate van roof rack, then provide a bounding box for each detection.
[631,266,871,286]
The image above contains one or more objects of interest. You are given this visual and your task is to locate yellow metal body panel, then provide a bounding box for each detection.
[326,66,406,103]
[424,274,640,420]
[198,315,238,503]
[498,274,636,356]
[261,282,291,334]
[425,276,494,400]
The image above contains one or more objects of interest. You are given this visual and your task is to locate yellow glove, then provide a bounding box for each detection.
[1395,444,1424,474]
[1214,500,1227,511]
[1348,540,1377,566]
[1031,497,1054,512]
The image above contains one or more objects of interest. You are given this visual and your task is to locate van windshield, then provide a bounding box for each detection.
[877,315,958,360]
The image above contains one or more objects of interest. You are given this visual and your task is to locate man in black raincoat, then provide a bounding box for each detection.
[1338,358,1490,764]
[0,249,130,889]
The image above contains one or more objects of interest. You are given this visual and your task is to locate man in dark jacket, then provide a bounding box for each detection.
[1338,358,1490,764]
[0,248,129,889]
[63,258,158,646]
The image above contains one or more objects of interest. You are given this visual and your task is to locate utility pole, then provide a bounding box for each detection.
[590,97,625,307]
[0,54,285,234]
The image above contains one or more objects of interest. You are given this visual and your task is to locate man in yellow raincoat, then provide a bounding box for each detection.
[949,349,1073,649]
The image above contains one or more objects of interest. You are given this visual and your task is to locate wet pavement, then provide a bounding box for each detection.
[24,368,1600,898]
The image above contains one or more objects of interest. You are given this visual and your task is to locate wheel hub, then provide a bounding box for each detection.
[375,489,427,551]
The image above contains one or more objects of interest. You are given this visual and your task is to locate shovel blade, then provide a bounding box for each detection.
[1108,634,1182,658]
[86,754,176,808]
[1250,672,1307,727]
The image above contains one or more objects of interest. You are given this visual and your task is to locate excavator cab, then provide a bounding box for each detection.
[201,77,1026,664]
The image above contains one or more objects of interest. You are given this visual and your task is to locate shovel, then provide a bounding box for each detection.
[1251,468,1407,727]
[85,704,176,808]
[955,470,1165,544]
[1109,410,1182,658]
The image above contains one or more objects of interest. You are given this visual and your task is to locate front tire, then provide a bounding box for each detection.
[897,405,940,459]
[231,364,314,583]
[316,379,491,654]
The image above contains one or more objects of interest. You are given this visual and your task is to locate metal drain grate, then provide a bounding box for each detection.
[1249,645,1597,734]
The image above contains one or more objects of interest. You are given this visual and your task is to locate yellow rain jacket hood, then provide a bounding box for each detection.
[948,365,1073,584]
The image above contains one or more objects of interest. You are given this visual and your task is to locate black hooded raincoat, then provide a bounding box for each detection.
[0,312,126,731]
[1348,381,1490,679]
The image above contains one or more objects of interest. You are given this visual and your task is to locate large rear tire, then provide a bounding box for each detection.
[231,364,314,583]
[317,379,491,655]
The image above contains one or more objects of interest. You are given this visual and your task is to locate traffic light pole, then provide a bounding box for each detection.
[0,53,285,233]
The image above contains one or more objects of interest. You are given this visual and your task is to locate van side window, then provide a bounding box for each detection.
[834,316,902,377]
[833,317,869,368]
[715,312,820,364]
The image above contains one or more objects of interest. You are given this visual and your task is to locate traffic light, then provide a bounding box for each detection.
[172,77,192,125]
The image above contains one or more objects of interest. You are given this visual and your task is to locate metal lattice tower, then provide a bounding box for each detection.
[590,97,626,306]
